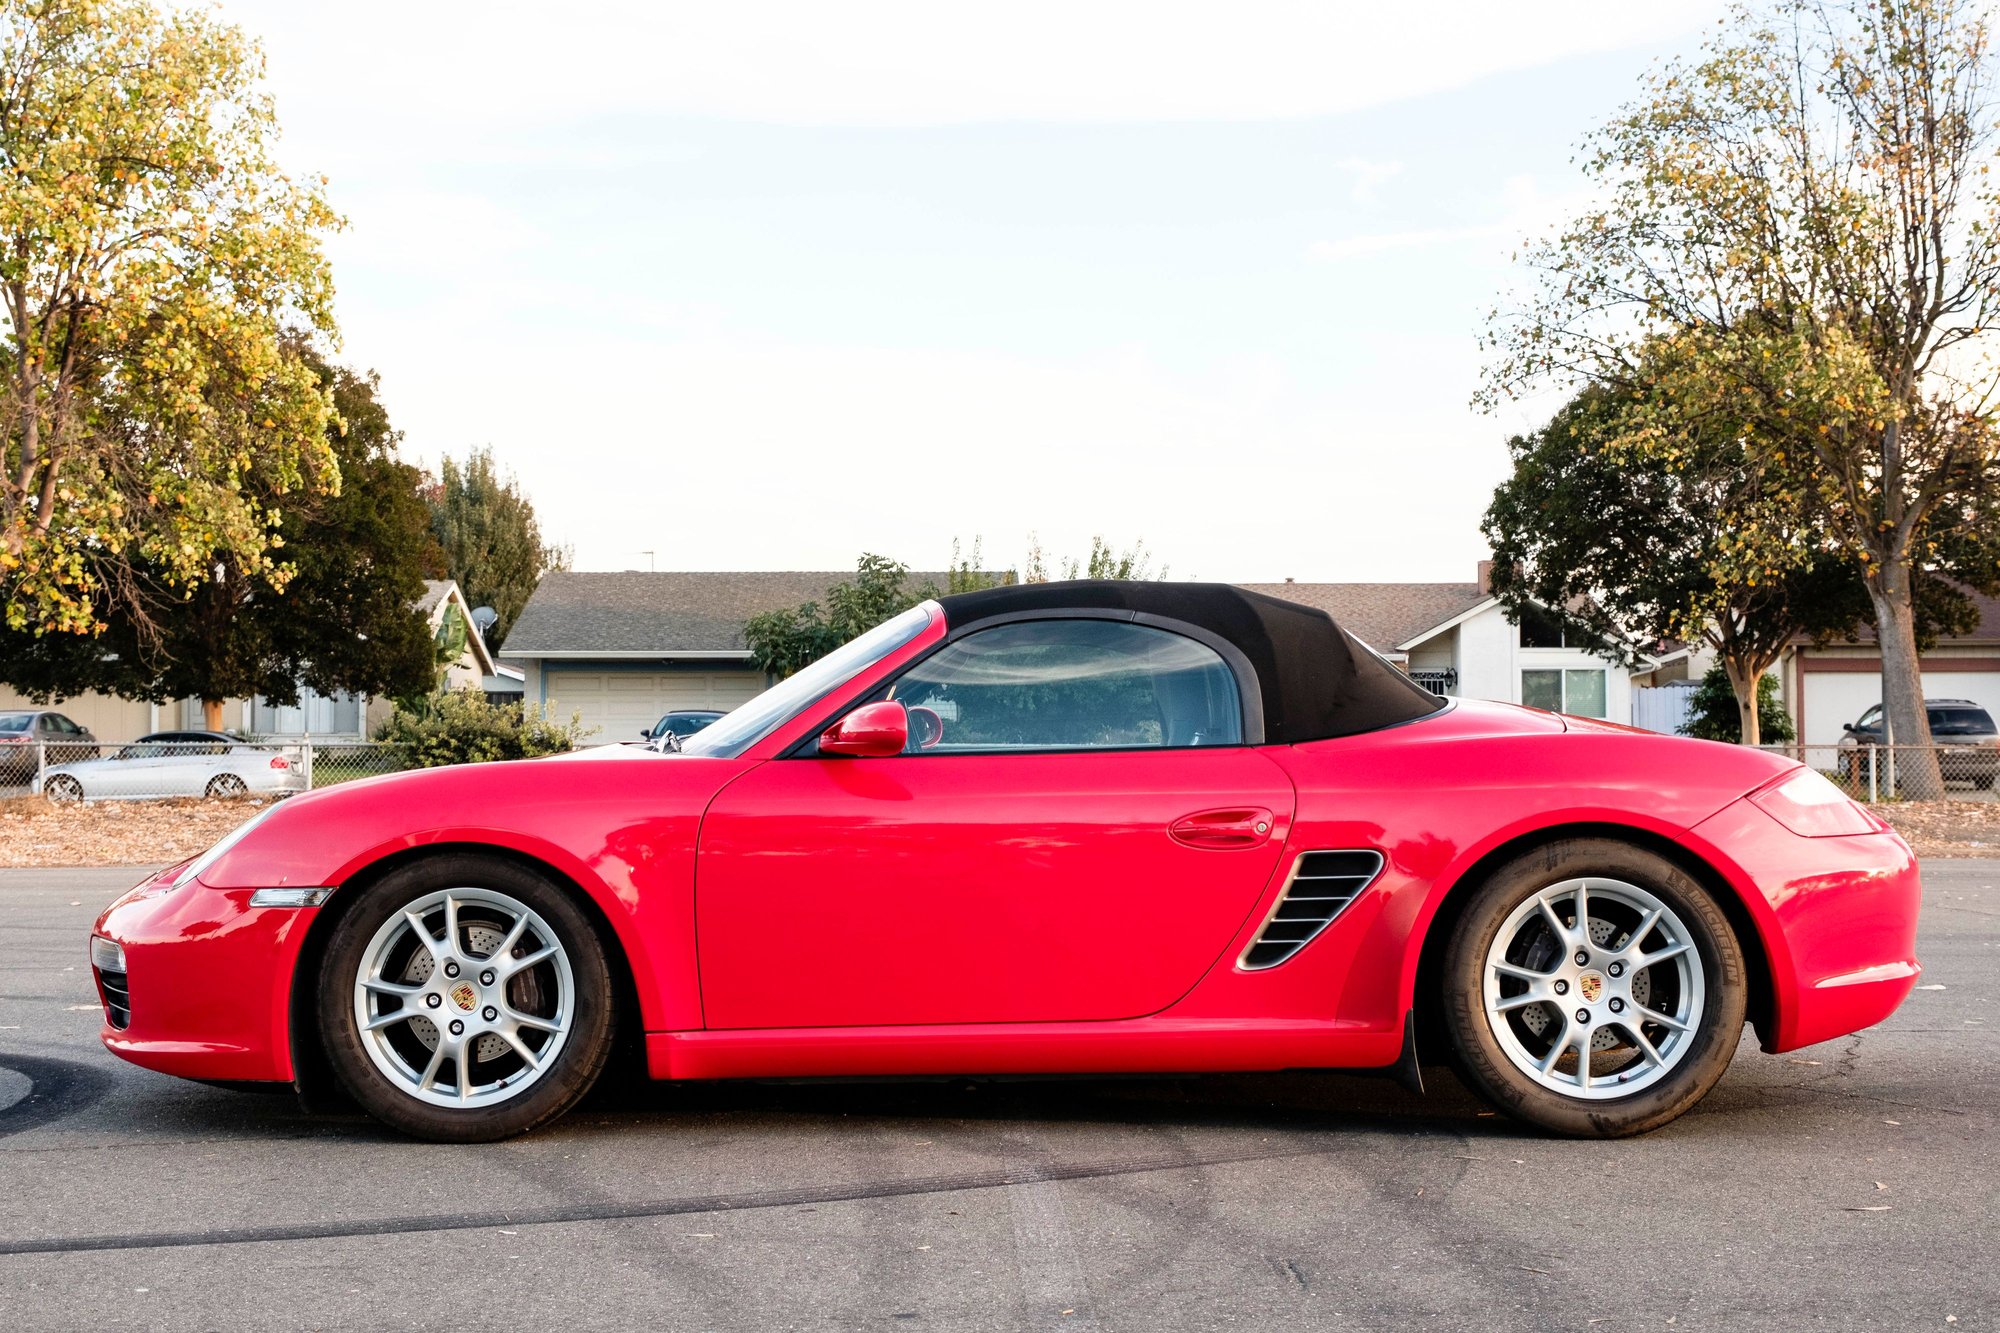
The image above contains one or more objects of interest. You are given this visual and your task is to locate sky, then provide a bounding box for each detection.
[216,0,1730,583]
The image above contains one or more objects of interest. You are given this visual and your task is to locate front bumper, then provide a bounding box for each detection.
[91,866,317,1083]
[1692,797,1923,1052]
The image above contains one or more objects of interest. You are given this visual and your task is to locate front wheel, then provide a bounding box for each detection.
[317,854,617,1141]
[1441,839,1747,1137]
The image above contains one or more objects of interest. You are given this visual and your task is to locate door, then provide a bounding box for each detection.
[696,617,1296,1030]
[98,743,169,798]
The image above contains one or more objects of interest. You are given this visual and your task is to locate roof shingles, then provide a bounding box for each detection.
[1239,582,1490,652]
[503,571,954,656]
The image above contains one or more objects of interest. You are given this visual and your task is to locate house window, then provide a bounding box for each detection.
[1522,668,1607,719]
[250,688,363,736]
[1517,605,1568,648]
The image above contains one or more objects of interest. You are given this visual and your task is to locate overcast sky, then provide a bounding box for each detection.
[217,1,1727,583]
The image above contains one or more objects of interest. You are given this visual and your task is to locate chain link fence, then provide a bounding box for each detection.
[1756,743,2000,802]
[0,738,413,802]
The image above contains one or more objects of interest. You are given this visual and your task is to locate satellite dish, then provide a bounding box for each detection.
[471,606,499,634]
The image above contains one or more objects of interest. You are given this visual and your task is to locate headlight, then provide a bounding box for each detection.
[168,803,281,889]
[88,935,126,973]
[1750,768,1885,837]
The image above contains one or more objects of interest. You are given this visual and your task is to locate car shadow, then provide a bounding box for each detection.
[568,1063,1501,1138]
[68,1061,1504,1147]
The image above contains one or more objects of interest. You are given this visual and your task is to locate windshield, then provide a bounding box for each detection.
[680,603,936,758]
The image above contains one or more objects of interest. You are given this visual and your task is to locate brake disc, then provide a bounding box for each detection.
[402,922,511,1062]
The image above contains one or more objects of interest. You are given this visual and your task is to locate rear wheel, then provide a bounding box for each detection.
[1441,839,1747,1137]
[317,854,616,1141]
[204,773,248,798]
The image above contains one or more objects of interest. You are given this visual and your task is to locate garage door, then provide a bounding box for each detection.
[545,669,768,744]
[1802,670,2000,748]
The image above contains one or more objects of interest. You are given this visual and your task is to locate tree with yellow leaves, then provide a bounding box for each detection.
[1485,0,2000,796]
[1,0,340,639]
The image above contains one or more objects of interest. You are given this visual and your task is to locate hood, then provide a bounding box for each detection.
[194,748,757,890]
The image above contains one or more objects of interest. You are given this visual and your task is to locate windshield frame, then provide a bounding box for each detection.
[678,603,941,759]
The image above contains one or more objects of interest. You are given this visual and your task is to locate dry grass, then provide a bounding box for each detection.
[0,795,267,869]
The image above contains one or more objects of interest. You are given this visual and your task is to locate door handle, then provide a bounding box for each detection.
[1169,807,1276,850]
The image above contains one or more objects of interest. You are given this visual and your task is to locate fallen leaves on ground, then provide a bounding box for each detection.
[0,795,265,869]
[1868,801,2000,857]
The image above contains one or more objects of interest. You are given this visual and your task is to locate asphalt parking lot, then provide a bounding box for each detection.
[0,865,1993,1331]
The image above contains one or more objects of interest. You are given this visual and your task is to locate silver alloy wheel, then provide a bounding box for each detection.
[1481,876,1705,1100]
[206,773,247,798]
[351,887,575,1109]
[44,775,83,803]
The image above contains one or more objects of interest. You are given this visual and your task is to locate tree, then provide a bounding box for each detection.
[1022,534,1162,582]
[747,540,1166,679]
[425,447,568,650]
[1485,378,1927,744]
[0,355,440,727]
[0,0,340,636]
[745,555,934,679]
[1681,664,1797,744]
[1483,0,2000,795]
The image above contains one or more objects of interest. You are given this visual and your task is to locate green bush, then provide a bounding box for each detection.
[1680,664,1795,743]
[375,689,595,768]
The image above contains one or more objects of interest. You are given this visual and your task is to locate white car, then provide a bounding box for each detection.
[35,731,307,802]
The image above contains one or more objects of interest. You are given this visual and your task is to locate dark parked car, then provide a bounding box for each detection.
[1841,698,2000,788]
[0,710,99,783]
[642,710,724,743]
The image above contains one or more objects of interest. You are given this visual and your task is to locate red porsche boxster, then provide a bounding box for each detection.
[89,582,1921,1141]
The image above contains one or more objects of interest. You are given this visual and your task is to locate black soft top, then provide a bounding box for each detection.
[934,580,1445,744]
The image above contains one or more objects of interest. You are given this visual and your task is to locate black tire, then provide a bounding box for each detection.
[317,853,617,1141]
[204,773,248,798]
[1440,838,1748,1137]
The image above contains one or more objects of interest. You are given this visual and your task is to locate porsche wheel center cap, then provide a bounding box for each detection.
[1577,972,1605,1004]
[450,982,478,1012]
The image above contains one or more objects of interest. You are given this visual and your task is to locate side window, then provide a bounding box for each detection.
[885,619,1243,753]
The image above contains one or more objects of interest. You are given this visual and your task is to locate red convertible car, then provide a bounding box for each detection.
[88,582,1921,1141]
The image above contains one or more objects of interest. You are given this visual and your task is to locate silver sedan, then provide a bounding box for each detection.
[35,733,307,802]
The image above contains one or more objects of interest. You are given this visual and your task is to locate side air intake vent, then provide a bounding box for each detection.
[1238,850,1385,970]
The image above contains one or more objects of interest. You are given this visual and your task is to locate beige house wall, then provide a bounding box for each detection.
[0,686,155,742]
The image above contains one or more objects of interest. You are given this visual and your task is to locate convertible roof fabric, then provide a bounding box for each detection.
[934,580,1446,744]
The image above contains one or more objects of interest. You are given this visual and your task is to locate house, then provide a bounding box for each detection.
[1777,590,2000,748]
[503,571,943,743]
[1240,565,1642,723]
[0,580,500,743]
[502,565,1653,737]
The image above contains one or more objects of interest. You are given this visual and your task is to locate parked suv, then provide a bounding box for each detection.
[1840,698,2000,788]
[0,710,100,784]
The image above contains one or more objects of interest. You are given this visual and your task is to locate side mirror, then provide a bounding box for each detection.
[1841,723,1856,734]
[818,701,908,757]
[640,728,652,740]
